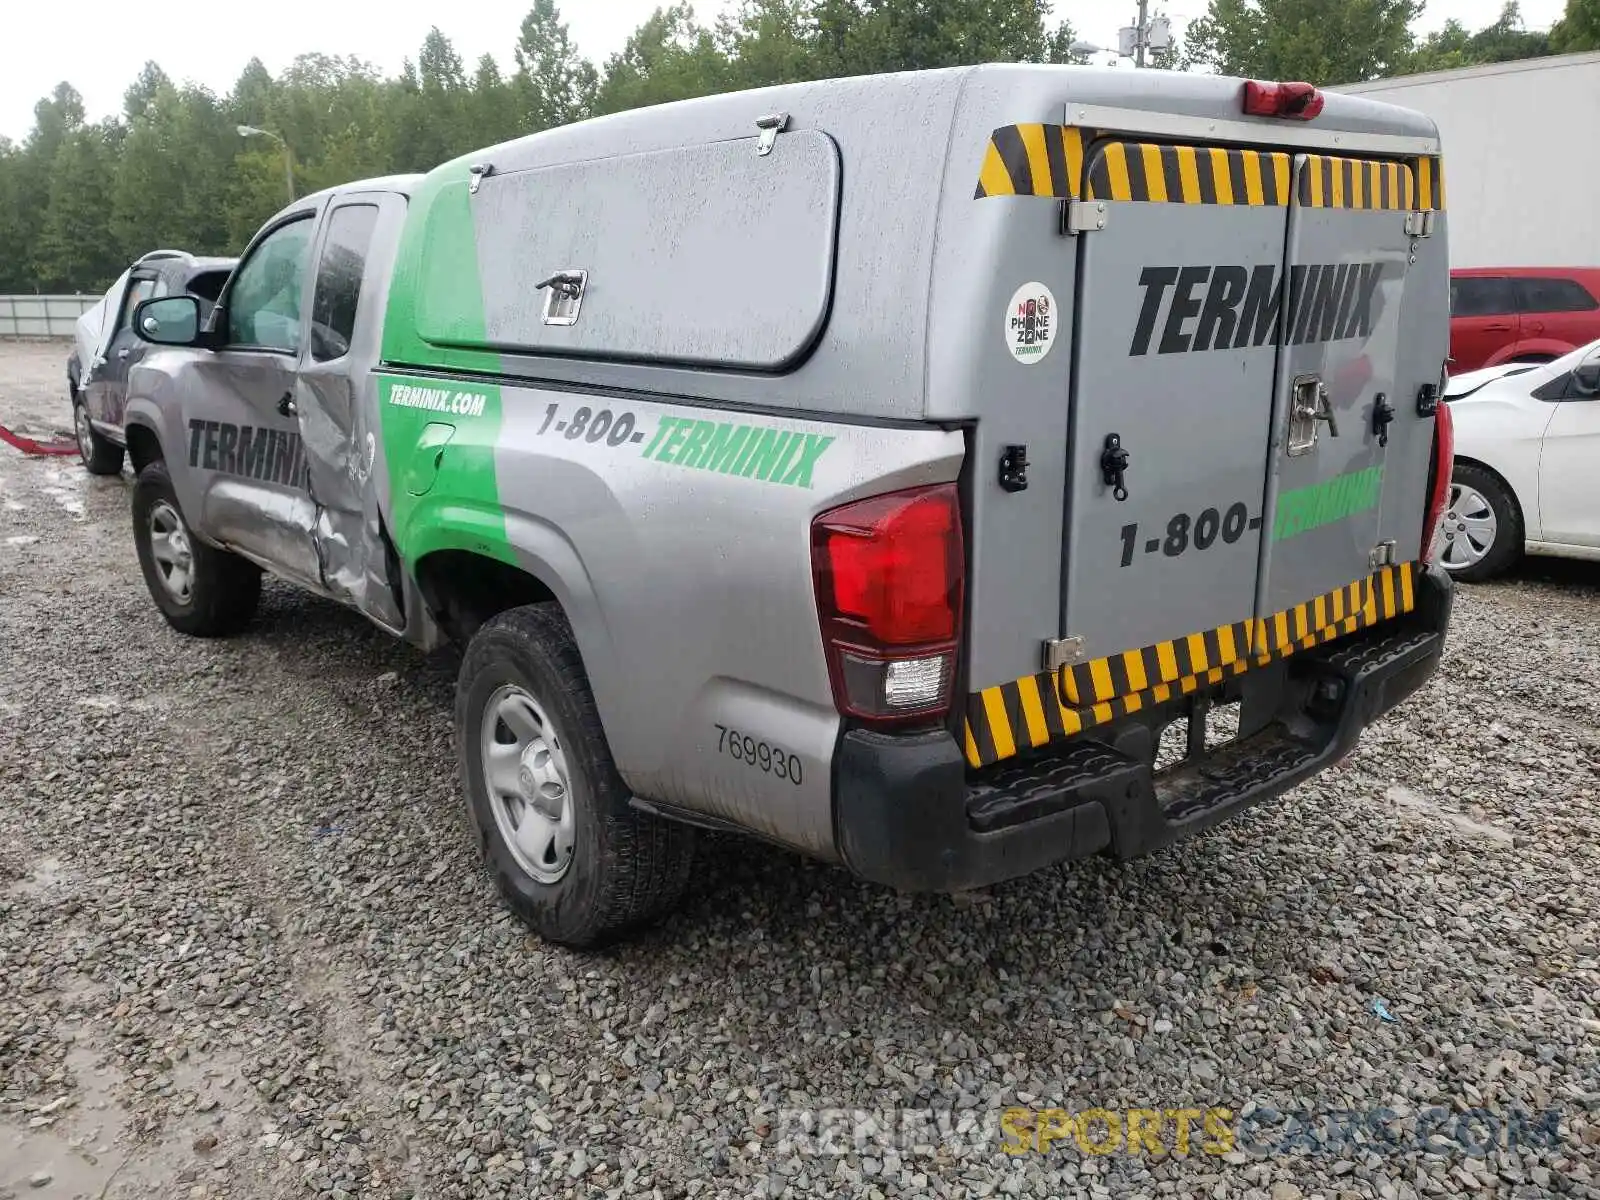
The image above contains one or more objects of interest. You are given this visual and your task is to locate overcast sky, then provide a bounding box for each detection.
[0,0,1571,142]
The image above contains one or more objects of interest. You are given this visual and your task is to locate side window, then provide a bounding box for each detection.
[1450,277,1514,318]
[225,218,314,352]
[309,204,380,363]
[1515,277,1600,315]
[118,276,161,331]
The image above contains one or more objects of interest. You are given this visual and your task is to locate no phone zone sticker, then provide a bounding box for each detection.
[1005,282,1056,366]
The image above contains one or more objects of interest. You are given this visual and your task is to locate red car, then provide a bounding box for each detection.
[1449,267,1600,372]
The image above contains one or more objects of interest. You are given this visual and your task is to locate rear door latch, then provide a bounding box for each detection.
[1372,392,1395,447]
[1100,433,1130,501]
[1288,375,1337,456]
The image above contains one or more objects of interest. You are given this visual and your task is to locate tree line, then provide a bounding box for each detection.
[1,0,1594,295]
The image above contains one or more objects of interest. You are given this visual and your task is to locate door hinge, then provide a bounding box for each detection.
[1369,540,1398,569]
[1404,210,1435,238]
[1416,380,1441,416]
[755,112,789,156]
[998,444,1029,493]
[1064,200,1108,235]
[1043,636,1085,672]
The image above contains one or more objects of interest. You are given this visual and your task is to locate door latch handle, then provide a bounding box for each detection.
[1100,433,1130,502]
[277,392,296,418]
[1288,376,1336,454]
[1372,392,1395,447]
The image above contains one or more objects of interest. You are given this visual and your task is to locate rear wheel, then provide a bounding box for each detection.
[131,462,261,636]
[1438,462,1522,583]
[457,604,695,947]
[73,398,124,476]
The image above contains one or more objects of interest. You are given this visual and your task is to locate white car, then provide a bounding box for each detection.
[1440,340,1600,580]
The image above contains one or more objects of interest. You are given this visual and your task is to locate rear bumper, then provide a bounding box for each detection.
[833,565,1452,893]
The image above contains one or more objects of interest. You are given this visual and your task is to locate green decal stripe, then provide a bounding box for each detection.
[378,158,513,570]
[1273,465,1384,542]
[639,416,834,488]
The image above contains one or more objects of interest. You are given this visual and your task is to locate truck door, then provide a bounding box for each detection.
[1062,142,1292,695]
[293,195,405,626]
[1254,155,1422,633]
[187,213,322,589]
[87,271,163,431]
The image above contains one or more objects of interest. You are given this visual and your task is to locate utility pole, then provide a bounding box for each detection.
[1073,7,1172,68]
[237,125,296,205]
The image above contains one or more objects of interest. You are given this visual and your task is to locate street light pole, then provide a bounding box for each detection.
[237,125,295,205]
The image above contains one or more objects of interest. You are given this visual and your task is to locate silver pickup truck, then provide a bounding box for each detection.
[122,65,1456,945]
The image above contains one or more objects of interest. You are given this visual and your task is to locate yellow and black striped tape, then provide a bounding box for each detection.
[1298,155,1417,210]
[1087,143,1294,206]
[1413,155,1446,210]
[974,126,1447,212]
[962,562,1418,769]
[974,124,1085,199]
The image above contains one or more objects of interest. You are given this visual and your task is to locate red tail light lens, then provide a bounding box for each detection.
[812,484,964,725]
[1422,401,1455,565]
[1243,81,1325,121]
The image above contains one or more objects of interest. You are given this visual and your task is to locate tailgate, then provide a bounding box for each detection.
[962,135,1447,769]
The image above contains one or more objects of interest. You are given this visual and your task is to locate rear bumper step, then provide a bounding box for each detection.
[834,565,1451,892]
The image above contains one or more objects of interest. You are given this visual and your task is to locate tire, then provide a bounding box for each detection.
[1438,462,1522,583]
[457,604,695,947]
[131,461,261,636]
[73,397,124,476]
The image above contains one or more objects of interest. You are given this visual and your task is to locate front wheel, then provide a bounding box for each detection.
[131,462,261,636]
[457,604,695,947]
[73,398,124,476]
[1438,463,1522,583]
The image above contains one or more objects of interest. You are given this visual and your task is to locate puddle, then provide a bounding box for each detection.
[74,695,166,714]
[8,856,67,897]
[1385,785,1516,845]
[0,1045,128,1200]
[40,466,88,521]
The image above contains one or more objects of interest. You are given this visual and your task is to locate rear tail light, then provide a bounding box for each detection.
[811,484,963,726]
[1242,80,1325,121]
[1421,401,1455,565]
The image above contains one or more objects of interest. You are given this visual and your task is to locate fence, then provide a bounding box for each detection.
[0,295,99,338]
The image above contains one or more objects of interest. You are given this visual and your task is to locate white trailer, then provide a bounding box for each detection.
[1337,51,1600,269]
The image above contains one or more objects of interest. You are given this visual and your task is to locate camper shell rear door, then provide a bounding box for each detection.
[1057,136,1443,730]
[1062,141,1290,696]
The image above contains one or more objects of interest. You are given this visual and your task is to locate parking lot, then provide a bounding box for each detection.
[0,337,1596,1199]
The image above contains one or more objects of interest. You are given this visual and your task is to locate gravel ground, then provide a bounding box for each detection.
[1,338,1597,1200]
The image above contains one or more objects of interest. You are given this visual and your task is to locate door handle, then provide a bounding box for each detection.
[116,348,130,359]
[277,392,296,418]
[1484,323,1512,332]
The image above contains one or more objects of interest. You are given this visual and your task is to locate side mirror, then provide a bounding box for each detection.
[133,295,203,346]
[1573,346,1600,397]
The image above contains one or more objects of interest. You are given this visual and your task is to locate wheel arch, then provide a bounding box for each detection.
[1452,453,1529,532]
[1487,338,1575,367]
[411,519,632,768]
[125,419,165,476]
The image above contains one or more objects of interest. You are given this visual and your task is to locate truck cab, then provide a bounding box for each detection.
[122,67,1454,946]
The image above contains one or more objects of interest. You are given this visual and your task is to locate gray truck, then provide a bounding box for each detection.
[122,66,1456,945]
